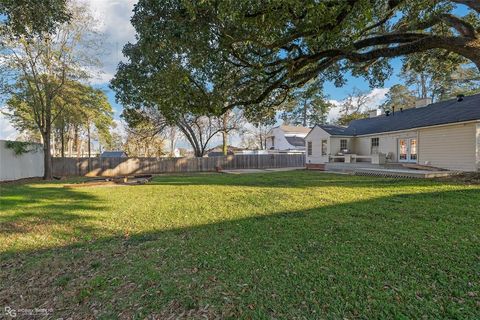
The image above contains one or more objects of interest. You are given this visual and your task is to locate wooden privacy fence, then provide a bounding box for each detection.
[52,154,306,177]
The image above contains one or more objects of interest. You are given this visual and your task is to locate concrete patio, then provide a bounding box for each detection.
[323,162,458,178]
[221,167,305,174]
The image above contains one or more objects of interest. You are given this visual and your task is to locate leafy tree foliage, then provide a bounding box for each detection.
[336,112,369,126]
[0,0,70,36]
[401,52,480,102]
[381,84,417,111]
[1,2,104,178]
[6,80,114,158]
[335,88,373,125]
[123,130,165,157]
[280,81,333,127]
[4,140,40,155]
[56,84,113,158]
[103,131,124,152]
[240,124,273,150]
[215,110,245,155]
[78,86,114,158]
[114,0,480,118]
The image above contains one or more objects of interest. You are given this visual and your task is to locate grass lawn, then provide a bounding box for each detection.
[1,171,479,319]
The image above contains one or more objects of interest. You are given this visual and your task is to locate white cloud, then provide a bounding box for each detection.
[327,88,389,123]
[81,0,138,84]
[90,71,116,85]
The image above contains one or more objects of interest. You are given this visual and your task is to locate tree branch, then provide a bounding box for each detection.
[439,14,477,38]
[450,0,480,13]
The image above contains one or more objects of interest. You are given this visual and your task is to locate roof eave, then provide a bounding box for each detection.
[354,119,480,137]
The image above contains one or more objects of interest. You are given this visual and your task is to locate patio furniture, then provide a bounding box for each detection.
[329,153,386,164]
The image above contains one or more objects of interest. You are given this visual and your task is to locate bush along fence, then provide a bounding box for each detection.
[52,154,306,177]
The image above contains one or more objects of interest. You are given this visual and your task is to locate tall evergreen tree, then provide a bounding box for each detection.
[281,81,332,127]
[401,51,480,102]
[381,84,417,111]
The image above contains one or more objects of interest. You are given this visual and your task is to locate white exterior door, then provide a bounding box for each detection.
[398,138,417,163]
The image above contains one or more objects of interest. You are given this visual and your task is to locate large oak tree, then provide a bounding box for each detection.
[115,0,479,117]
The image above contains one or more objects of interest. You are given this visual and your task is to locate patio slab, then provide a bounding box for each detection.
[222,167,304,174]
[352,168,458,178]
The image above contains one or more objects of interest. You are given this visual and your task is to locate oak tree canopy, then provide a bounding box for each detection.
[112,0,480,121]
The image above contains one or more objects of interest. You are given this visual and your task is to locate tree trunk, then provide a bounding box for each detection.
[222,113,229,155]
[87,124,91,158]
[61,126,65,158]
[51,131,56,157]
[302,101,307,127]
[169,127,177,157]
[222,131,228,156]
[420,73,427,99]
[442,37,480,71]
[87,123,92,172]
[67,127,72,157]
[177,120,204,157]
[192,148,200,157]
[74,126,80,158]
[170,139,175,157]
[42,130,53,180]
[259,133,266,150]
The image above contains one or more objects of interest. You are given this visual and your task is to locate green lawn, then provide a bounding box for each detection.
[1,171,479,319]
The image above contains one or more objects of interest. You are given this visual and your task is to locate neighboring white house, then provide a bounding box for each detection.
[305,94,480,172]
[266,125,311,152]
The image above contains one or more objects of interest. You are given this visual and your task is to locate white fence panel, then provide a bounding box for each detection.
[0,140,44,181]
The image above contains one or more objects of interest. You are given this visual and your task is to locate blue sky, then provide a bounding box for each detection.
[324,58,402,99]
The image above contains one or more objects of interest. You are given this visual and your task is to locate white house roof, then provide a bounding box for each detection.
[277,124,311,134]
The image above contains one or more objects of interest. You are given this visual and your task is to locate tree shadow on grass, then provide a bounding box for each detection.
[0,183,104,238]
[0,188,479,319]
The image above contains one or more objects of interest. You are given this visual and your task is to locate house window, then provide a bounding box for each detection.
[371,137,379,154]
[307,141,312,156]
[321,140,327,156]
[340,139,347,150]
[271,136,275,148]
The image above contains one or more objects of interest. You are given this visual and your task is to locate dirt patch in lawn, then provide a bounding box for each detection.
[435,172,480,184]
[0,177,45,185]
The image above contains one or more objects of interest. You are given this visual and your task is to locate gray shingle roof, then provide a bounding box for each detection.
[208,151,234,157]
[101,151,127,157]
[285,136,306,147]
[318,125,351,135]
[324,94,480,136]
